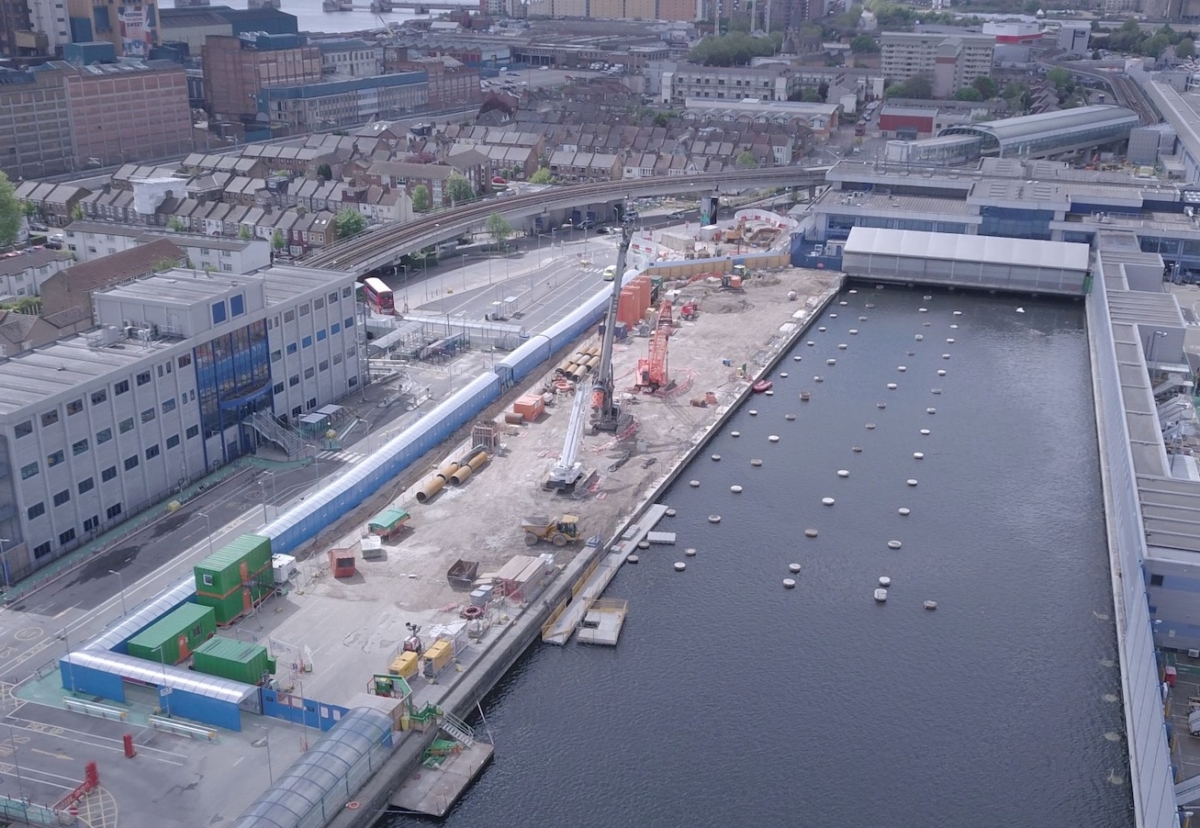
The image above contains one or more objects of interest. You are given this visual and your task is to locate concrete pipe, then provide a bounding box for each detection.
[450,452,489,485]
[435,461,460,483]
[416,476,445,503]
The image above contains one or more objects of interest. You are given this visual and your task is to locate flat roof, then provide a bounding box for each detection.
[1106,289,1186,328]
[843,227,1090,271]
[97,268,252,307]
[813,190,979,218]
[0,335,180,417]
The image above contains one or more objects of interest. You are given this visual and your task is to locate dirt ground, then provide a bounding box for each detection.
[259,266,840,705]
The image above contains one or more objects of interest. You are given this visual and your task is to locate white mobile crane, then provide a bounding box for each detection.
[543,222,634,492]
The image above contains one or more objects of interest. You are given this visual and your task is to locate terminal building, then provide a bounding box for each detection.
[0,265,359,584]
[796,155,1200,277]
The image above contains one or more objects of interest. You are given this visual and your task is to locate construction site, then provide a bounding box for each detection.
[195,227,836,819]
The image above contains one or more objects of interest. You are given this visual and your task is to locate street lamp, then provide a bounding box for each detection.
[109,569,127,616]
[197,511,214,557]
[1149,330,1168,369]
[6,723,27,806]
[258,725,275,785]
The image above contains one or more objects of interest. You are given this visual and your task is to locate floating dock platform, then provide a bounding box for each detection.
[390,740,495,817]
[541,504,666,645]
[577,599,628,645]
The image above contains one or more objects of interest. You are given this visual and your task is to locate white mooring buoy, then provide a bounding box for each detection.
[674,562,686,572]
[783,578,796,589]
[887,540,902,550]
[789,563,802,573]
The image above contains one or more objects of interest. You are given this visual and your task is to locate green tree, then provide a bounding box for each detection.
[971,75,997,99]
[153,256,180,273]
[954,87,983,101]
[735,150,759,168]
[167,216,185,232]
[485,211,512,247]
[411,184,431,212]
[316,163,333,182]
[446,173,474,206]
[20,200,37,218]
[271,228,286,252]
[1092,49,1103,60]
[1178,37,1195,58]
[334,208,367,239]
[0,173,21,249]
[70,203,84,221]
[1047,66,1072,90]
[530,167,552,185]
[850,34,879,53]
[238,224,251,241]
[836,2,863,28]
[886,76,933,100]
[688,31,785,66]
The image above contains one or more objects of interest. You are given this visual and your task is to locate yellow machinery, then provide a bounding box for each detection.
[522,515,581,547]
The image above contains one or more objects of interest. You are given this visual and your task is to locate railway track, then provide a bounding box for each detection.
[304,166,828,275]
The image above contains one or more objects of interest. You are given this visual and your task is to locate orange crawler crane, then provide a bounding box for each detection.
[635,300,674,392]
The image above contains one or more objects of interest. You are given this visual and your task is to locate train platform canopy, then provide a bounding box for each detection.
[938,104,1138,158]
[841,227,1091,296]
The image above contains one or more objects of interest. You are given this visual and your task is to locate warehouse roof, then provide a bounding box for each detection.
[843,227,1090,272]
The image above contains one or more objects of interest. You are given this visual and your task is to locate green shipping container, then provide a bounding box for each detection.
[195,581,273,626]
[194,534,272,601]
[126,603,216,665]
[192,636,275,685]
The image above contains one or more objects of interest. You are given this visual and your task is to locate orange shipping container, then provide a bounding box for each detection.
[513,394,544,421]
[618,289,640,328]
[635,277,651,315]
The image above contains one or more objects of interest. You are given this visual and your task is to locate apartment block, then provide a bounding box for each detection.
[28,0,70,53]
[590,0,625,19]
[880,32,994,97]
[0,264,359,583]
[657,0,697,18]
[202,33,322,121]
[664,63,802,106]
[623,0,656,15]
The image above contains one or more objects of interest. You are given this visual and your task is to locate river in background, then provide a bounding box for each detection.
[383,283,1133,828]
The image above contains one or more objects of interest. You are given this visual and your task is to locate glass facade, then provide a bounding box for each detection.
[193,320,271,463]
[978,207,1054,241]
[826,214,968,239]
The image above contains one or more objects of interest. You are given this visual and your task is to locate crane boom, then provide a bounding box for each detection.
[591,226,633,433]
[544,381,591,491]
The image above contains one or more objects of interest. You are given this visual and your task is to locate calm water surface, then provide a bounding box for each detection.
[384,284,1132,828]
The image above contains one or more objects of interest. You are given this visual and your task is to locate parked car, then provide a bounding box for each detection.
[578,218,596,230]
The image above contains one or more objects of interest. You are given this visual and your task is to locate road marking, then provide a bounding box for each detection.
[31,747,71,760]
[51,607,73,620]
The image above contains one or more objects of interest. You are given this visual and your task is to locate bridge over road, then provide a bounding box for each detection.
[304,166,829,277]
